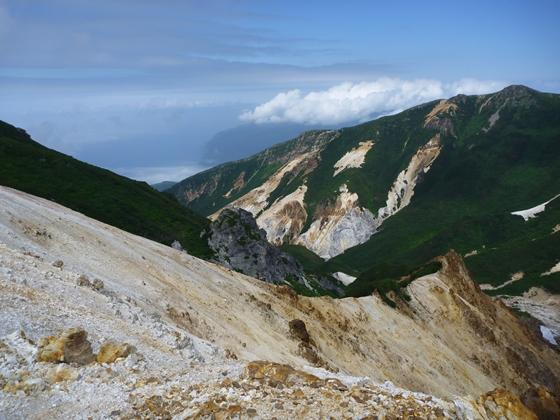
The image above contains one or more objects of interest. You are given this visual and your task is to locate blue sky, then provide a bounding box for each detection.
[1,0,559,183]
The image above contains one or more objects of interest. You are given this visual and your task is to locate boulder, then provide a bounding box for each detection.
[92,278,104,291]
[52,260,63,268]
[97,342,136,364]
[477,388,538,420]
[76,274,92,287]
[243,361,321,387]
[521,387,560,420]
[36,328,95,365]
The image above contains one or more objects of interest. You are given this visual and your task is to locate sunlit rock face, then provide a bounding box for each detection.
[294,184,379,260]
[291,134,441,260]
[333,140,374,177]
[256,185,308,246]
[377,133,441,220]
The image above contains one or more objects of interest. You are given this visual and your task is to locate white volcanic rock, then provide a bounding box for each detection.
[377,133,441,219]
[333,140,374,177]
[294,184,379,259]
[256,184,308,246]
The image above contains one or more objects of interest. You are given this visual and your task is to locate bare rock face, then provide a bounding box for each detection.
[36,328,95,365]
[294,184,379,260]
[455,388,539,420]
[478,388,539,420]
[97,342,136,364]
[207,207,307,287]
[288,319,310,343]
[521,387,560,420]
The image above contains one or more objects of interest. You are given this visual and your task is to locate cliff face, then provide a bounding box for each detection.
[294,184,379,259]
[406,250,559,397]
[207,207,308,289]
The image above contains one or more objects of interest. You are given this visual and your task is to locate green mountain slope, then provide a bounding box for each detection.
[172,85,560,296]
[0,120,213,259]
[169,129,340,216]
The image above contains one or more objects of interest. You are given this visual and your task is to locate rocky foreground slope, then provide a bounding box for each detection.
[1,186,560,419]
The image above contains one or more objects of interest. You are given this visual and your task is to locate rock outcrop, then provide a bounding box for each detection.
[521,387,560,420]
[96,342,136,364]
[294,184,379,259]
[208,207,308,287]
[454,388,539,420]
[36,328,96,365]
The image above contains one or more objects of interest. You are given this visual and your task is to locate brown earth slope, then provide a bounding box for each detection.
[1,186,559,419]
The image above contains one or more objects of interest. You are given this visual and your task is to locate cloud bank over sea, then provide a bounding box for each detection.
[240,78,506,125]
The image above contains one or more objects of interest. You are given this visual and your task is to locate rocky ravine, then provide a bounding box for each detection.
[1,185,560,419]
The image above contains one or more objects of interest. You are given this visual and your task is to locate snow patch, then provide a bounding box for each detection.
[511,194,560,221]
[333,272,357,286]
[541,326,558,345]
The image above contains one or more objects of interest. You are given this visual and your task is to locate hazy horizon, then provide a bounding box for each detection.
[1,0,559,183]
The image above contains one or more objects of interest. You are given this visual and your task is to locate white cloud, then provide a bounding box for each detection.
[239,78,507,125]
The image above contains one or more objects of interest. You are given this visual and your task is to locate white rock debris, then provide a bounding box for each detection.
[294,184,379,259]
[333,140,374,177]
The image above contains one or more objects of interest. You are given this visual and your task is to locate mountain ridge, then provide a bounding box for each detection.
[171,85,560,296]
